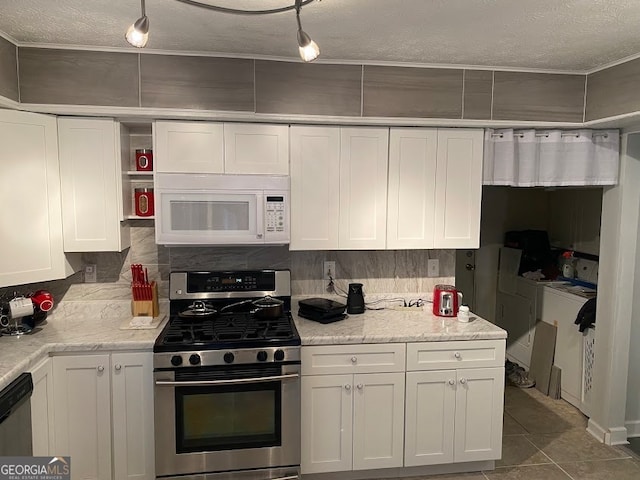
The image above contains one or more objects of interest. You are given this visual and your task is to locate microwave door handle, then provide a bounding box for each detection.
[155,373,300,387]
[256,192,265,240]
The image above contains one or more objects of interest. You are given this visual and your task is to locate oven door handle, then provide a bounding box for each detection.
[155,373,300,387]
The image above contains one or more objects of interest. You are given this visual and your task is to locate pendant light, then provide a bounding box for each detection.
[124,0,320,62]
[295,0,320,62]
[125,0,149,48]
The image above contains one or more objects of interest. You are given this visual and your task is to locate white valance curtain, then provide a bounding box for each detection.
[483,129,620,186]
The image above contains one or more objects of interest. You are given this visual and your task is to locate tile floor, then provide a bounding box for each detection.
[400,385,640,480]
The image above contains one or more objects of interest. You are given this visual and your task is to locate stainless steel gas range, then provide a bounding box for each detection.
[153,270,301,480]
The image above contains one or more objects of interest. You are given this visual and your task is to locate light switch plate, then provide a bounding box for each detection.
[427,259,440,277]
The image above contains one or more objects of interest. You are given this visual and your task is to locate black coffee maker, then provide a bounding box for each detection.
[347,283,365,314]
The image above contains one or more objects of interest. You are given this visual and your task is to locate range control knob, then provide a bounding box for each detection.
[170,355,183,366]
[224,352,235,364]
[274,349,285,361]
[257,351,268,362]
[189,354,201,366]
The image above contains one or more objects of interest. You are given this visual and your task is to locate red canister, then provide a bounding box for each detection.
[135,188,154,217]
[135,149,153,171]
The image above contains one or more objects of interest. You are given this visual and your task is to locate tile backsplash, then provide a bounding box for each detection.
[1,224,455,303]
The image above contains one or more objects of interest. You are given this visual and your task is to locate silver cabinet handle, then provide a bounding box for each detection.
[351,356,357,363]
[459,378,467,385]
[155,373,299,387]
[114,364,122,371]
[345,384,351,391]
[448,379,455,385]
[357,384,363,390]
[454,352,461,359]
[97,365,104,373]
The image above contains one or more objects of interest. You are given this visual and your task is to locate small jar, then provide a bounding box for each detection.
[457,305,470,323]
[135,149,153,171]
[134,188,154,217]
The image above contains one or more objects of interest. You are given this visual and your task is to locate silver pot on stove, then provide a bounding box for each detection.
[217,295,284,319]
[178,300,218,319]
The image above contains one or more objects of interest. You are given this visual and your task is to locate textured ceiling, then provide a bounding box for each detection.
[1,0,640,72]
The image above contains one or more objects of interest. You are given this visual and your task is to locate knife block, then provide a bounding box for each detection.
[131,281,159,317]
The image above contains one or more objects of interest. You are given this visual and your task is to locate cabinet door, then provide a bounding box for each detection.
[352,372,404,470]
[224,123,289,174]
[53,355,112,480]
[0,110,76,288]
[301,374,352,474]
[154,121,224,173]
[404,370,455,466]
[112,352,155,480]
[31,357,55,456]
[58,117,129,252]
[433,129,483,248]
[387,128,437,249]
[454,367,504,463]
[290,126,340,250]
[339,128,389,249]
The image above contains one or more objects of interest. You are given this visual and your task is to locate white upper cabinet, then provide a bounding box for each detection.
[339,128,389,250]
[290,126,482,251]
[58,117,130,252]
[433,129,484,248]
[154,121,289,175]
[0,110,77,288]
[224,123,289,174]
[154,121,224,173]
[387,128,438,249]
[290,126,341,250]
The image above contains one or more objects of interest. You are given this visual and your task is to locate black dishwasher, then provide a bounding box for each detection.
[0,373,33,456]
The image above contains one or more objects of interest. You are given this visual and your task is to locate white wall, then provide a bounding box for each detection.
[588,132,640,445]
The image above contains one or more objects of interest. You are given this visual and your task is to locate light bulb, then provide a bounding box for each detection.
[299,39,320,62]
[125,16,149,48]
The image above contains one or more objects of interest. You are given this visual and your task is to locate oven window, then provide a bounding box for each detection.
[176,382,281,453]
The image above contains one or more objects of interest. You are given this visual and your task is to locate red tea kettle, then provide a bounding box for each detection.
[433,285,463,317]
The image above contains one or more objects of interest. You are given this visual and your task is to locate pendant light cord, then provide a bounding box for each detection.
[174,0,315,16]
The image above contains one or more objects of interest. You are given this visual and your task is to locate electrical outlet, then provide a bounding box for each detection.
[323,261,336,280]
[84,264,97,283]
[427,259,440,277]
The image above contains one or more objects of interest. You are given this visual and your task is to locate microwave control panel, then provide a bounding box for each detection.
[266,195,286,234]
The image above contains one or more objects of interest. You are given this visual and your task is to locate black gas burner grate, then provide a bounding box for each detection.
[159,313,296,347]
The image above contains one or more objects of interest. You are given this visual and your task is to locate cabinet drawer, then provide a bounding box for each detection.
[406,340,505,371]
[302,344,406,375]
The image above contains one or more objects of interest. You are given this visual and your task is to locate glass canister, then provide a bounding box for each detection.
[134,188,154,217]
[135,149,153,171]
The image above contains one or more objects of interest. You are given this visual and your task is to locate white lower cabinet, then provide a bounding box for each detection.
[405,341,505,467]
[405,367,504,466]
[31,357,55,456]
[301,372,405,474]
[301,340,505,475]
[51,352,154,480]
[301,343,406,474]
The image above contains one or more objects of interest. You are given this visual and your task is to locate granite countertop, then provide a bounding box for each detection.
[292,297,507,345]
[0,295,506,391]
[0,310,168,391]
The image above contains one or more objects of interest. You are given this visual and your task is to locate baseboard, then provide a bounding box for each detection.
[587,419,629,445]
[587,418,608,442]
[626,420,640,438]
[301,461,495,480]
[607,427,629,445]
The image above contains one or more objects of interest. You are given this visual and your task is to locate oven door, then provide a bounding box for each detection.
[154,363,300,478]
